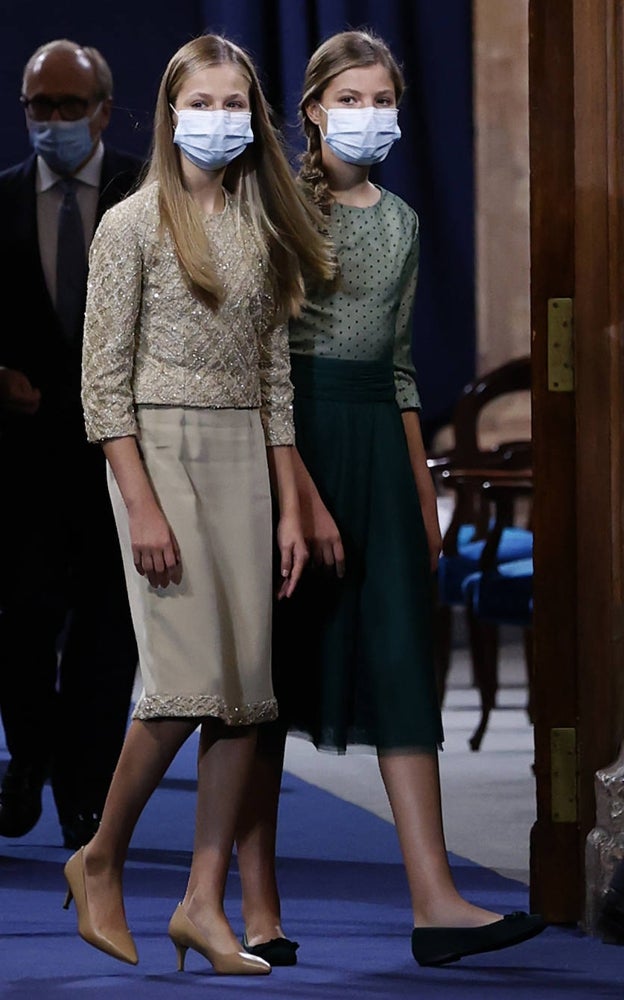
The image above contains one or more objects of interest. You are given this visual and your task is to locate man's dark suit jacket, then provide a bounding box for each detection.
[0,146,144,819]
[0,147,144,596]
[0,148,143,422]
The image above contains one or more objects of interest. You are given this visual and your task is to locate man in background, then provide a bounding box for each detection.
[0,39,142,849]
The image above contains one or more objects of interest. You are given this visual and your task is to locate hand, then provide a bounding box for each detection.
[302,494,345,578]
[400,410,442,573]
[276,511,308,599]
[422,508,442,573]
[128,500,182,589]
[0,368,41,415]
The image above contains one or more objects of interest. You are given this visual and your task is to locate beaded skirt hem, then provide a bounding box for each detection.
[133,693,278,725]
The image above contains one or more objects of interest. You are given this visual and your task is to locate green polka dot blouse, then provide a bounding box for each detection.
[289,185,421,411]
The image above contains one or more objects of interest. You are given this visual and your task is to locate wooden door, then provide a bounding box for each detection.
[529,0,624,922]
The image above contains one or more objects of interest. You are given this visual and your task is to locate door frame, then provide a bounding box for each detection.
[529,0,624,922]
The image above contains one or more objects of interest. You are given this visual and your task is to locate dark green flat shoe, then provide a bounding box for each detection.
[411,911,547,967]
[242,933,299,966]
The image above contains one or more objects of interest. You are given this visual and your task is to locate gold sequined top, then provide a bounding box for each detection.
[81,182,294,446]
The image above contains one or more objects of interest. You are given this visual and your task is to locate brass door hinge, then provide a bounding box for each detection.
[547,297,574,391]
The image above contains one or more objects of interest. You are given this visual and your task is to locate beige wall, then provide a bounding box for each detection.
[472,0,531,447]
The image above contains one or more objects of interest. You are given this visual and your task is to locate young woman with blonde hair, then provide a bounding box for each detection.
[66,33,335,976]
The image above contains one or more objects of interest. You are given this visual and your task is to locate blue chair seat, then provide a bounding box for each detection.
[438,527,533,605]
[462,557,534,627]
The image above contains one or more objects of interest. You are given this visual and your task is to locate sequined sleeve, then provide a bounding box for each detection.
[82,206,143,442]
[393,214,422,412]
[258,316,295,447]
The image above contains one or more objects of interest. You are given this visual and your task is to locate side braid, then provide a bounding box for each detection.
[298,126,334,216]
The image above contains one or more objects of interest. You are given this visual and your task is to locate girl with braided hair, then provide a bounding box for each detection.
[235,28,546,968]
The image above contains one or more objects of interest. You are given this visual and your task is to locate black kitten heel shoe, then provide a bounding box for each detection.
[242,932,299,966]
[411,911,547,967]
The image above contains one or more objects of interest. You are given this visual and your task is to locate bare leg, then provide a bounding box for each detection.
[82,717,196,938]
[378,750,502,928]
[235,721,288,944]
[180,720,258,953]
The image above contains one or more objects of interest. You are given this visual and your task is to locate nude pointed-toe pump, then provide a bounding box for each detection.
[63,848,138,966]
[168,904,271,975]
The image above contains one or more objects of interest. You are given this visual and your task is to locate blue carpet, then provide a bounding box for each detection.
[1,731,623,999]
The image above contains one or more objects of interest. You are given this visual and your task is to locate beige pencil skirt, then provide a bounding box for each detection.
[108,405,278,726]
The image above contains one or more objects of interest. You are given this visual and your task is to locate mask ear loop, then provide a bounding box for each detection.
[310,102,327,140]
[169,103,179,137]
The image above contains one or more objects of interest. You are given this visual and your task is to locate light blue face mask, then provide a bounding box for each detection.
[28,111,99,175]
[319,105,401,166]
[172,108,254,171]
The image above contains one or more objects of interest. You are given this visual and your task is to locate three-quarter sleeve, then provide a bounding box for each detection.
[393,215,422,412]
[81,209,143,442]
[258,315,295,447]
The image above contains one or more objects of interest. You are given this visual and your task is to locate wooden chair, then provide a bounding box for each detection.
[452,472,534,749]
[427,356,532,483]
[428,357,532,748]
[462,554,534,737]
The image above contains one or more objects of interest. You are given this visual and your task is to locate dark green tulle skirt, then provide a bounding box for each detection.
[272,354,443,753]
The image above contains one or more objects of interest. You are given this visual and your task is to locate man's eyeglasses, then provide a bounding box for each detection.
[20,95,93,122]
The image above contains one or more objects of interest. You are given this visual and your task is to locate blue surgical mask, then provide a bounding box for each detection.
[28,112,98,175]
[172,108,254,171]
[319,105,401,166]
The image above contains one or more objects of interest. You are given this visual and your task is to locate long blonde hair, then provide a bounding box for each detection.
[142,34,335,320]
[298,30,405,214]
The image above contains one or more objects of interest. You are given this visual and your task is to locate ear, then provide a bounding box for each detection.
[305,99,322,126]
[97,96,113,133]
